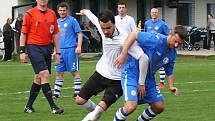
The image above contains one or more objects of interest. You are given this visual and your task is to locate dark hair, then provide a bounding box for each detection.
[98,10,115,24]
[118,2,127,7]
[174,25,187,40]
[57,2,69,10]
[209,14,213,18]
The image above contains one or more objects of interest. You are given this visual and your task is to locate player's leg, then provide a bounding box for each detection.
[114,101,138,121]
[75,71,104,111]
[72,71,81,97]
[82,74,121,121]
[33,45,63,114]
[24,74,41,113]
[67,48,82,97]
[114,86,138,121]
[53,72,64,98]
[114,68,139,121]
[159,67,165,88]
[54,49,65,98]
[136,86,164,121]
[136,101,164,121]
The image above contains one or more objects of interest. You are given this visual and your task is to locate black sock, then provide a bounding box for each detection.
[41,83,56,109]
[26,83,41,108]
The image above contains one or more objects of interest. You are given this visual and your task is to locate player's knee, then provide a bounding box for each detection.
[75,95,87,105]
[72,71,80,78]
[124,101,137,114]
[56,72,64,78]
[152,103,165,114]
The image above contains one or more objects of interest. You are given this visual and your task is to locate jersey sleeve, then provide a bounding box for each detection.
[21,12,32,34]
[162,22,170,35]
[72,18,82,33]
[53,13,59,35]
[130,17,137,32]
[163,50,177,75]
[128,42,144,60]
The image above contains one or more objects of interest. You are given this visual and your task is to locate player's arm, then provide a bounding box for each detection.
[76,32,83,55]
[52,34,60,65]
[129,43,148,99]
[164,57,179,96]
[115,32,138,68]
[19,12,31,63]
[19,33,28,63]
[163,22,170,35]
[130,17,137,32]
[166,74,179,96]
[76,9,103,35]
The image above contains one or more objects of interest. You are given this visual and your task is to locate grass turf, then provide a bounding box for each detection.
[0,56,215,121]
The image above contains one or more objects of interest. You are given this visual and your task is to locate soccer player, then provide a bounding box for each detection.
[115,2,137,34]
[53,2,83,98]
[20,0,63,114]
[114,25,187,121]
[144,8,170,88]
[75,9,148,121]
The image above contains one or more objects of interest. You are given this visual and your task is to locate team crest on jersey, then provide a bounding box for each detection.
[155,26,159,30]
[131,90,136,96]
[64,23,68,28]
[50,25,54,34]
[163,57,169,64]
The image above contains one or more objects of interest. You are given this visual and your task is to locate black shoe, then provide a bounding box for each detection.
[51,106,64,114]
[24,106,35,113]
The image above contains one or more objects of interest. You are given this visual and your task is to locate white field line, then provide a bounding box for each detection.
[1,80,215,96]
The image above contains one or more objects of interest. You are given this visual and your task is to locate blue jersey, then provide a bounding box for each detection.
[123,32,176,89]
[144,19,169,35]
[57,16,81,49]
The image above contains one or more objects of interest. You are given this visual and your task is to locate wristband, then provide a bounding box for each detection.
[19,46,26,54]
[56,53,61,55]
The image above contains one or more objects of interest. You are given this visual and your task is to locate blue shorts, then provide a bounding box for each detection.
[27,44,52,74]
[56,47,79,72]
[121,62,163,104]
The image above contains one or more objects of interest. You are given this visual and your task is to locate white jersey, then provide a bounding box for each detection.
[83,10,143,80]
[115,15,137,34]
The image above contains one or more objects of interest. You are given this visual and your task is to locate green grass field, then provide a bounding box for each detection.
[0,56,215,121]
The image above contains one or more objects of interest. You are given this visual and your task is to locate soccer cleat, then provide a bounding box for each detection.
[82,110,102,121]
[24,106,35,113]
[51,107,64,114]
[159,82,165,89]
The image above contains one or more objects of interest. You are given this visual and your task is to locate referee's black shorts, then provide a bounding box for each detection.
[78,71,122,108]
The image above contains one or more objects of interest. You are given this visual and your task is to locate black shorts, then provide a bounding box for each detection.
[27,44,52,74]
[78,71,122,108]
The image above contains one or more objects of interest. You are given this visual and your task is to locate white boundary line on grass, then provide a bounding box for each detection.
[1,80,215,96]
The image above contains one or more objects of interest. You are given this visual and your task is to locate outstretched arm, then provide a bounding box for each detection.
[76,9,103,35]
[115,32,138,68]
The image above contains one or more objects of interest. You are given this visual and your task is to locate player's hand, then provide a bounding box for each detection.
[55,53,60,65]
[20,53,28,63]
[76,10,85,16]
[169,87,179,96]
[138,84,145,99]
[75,46,82,55]
[114,54,127,69]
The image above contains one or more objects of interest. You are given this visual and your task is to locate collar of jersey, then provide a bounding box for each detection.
[110,27,120,39]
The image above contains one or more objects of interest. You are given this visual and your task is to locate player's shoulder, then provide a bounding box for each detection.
[46,8,56,14]
[67,15,78,22]
[125,15,135,20]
